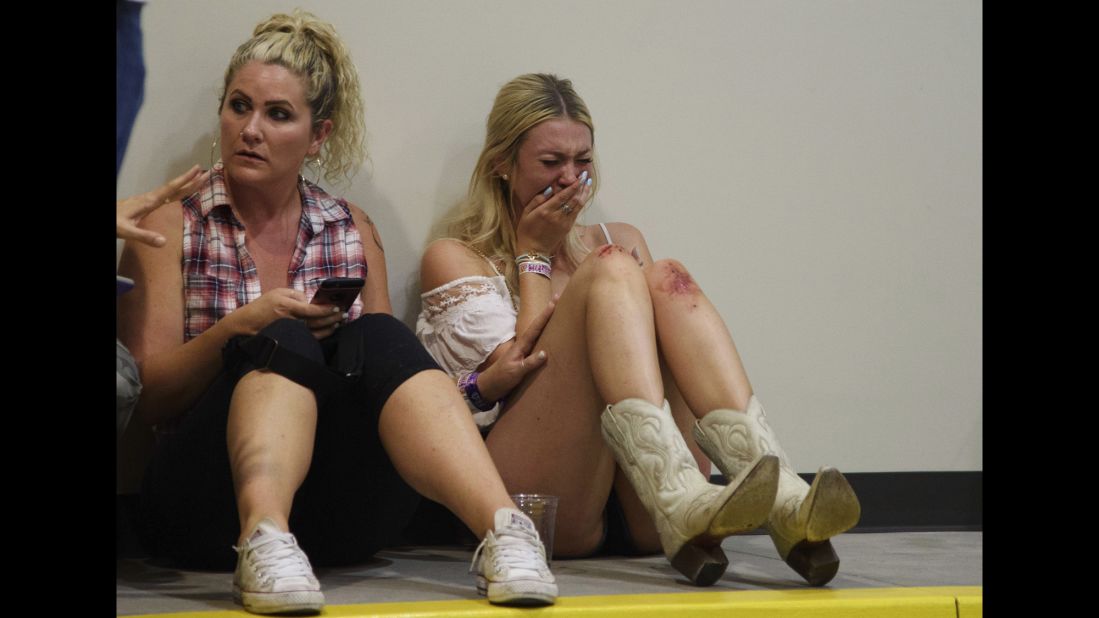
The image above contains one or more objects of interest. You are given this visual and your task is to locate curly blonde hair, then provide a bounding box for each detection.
[444,73,599,287]
[219,9,365,185]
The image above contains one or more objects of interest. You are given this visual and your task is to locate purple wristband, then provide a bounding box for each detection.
[518,261,552,278]
[458,371,496,411]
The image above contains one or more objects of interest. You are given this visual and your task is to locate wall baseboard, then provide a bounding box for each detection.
[711,470,982,532]
[119,470,982,557]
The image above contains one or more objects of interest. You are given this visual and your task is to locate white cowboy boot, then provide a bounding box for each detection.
[693,396,860,586]
[600,398,779,586]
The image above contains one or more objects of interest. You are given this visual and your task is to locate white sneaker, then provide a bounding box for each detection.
[470,508,558,605]
[232,518,325,615]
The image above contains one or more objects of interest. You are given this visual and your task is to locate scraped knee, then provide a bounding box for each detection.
[648,259,700,297]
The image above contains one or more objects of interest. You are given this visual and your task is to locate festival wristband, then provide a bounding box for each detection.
[458,371,497,411]
[518,261,552,278]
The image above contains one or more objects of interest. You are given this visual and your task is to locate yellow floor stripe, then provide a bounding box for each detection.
[955,589,983,618]
[123,586,981,618]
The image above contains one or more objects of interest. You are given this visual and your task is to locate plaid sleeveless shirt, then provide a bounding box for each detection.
[181,162,367,342]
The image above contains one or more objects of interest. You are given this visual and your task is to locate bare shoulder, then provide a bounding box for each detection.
[582,221,645,248]
[583,221,654,265]
[606,221,645,246]
[421,238,497,292]
[143,195,185,236]
[346,202,385,252]
[346,201,372,227]
[121,200,184,273]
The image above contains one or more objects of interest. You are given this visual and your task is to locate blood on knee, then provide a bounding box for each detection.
[655,261,700,306]
[597,244,623,258]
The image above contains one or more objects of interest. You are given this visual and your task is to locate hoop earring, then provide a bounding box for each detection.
[209,136,220,169]
[303,156,323,185]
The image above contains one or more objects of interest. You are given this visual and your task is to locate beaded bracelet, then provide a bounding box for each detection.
[514,251,551,266]
[457,371,496,411]
[518,261,552,278]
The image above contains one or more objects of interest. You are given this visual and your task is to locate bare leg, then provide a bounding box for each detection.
[227,370,317,544]
[613,258,750,554]
[487,247,667,557]
[663,361,711,475]
[645,259,754,416]
[227,355,531,545]
[378,369,514,539]
[654,258,858,585]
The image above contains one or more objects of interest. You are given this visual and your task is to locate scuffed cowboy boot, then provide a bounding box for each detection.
[601,398,778,586]
[693,396,861,586]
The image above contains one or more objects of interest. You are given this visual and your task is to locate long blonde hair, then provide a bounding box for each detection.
[445,73,599,287]
[220,10,366,186]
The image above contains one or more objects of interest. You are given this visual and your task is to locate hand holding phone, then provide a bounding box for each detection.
[310,277,364,312]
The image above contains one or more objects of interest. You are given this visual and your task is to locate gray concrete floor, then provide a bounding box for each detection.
[116,530,982,615]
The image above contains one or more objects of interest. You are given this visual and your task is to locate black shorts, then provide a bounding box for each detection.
[599,488,646,556]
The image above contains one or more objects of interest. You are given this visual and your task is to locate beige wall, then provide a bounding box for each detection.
[118,0,981,473]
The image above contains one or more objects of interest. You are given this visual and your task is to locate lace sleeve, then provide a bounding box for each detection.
[415,275,517,378]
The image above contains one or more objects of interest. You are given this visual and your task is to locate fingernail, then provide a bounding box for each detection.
[579,170,588,184]
[538,350,546,359]
[543,186,553,197]
[332,306,340,313]
[342,312,349,320]
[586,178,592,186]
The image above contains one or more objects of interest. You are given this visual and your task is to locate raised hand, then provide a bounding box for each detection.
[117,165,210,247]
[515,171,593,255]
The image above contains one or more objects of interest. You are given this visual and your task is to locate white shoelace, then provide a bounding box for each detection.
[244,534,315,584]
[471,525,547,575]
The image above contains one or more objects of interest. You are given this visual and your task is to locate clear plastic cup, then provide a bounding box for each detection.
[510,494,559,563]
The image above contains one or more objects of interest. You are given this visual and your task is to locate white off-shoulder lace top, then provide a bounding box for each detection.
[416,258,517,430]
[416,226,613,431]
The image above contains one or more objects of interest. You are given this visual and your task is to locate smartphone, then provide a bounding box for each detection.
[310,277,364,312]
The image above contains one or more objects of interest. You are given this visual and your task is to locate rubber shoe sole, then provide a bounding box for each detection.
[476,575,557,606]
[233,584,324,615]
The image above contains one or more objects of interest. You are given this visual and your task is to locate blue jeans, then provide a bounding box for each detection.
[117,0,146,178]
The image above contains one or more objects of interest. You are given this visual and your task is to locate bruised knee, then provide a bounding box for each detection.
[647,259,700,298]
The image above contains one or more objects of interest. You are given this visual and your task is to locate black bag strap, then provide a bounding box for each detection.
[237,334,357,395]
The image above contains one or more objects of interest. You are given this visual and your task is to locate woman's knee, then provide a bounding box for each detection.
[345,313,435,367]
[645,258,701,299]
[576,244,649,288]
[340,313,441,416]
[232,318,325,393]
[257,318,324,359]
